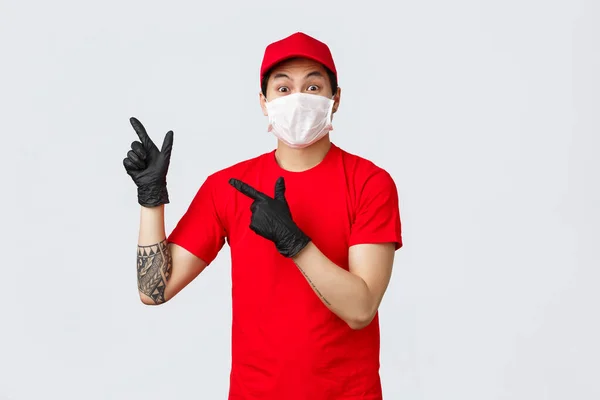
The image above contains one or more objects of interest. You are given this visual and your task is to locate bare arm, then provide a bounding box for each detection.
[292,242,396,329]
[137,205,207,305]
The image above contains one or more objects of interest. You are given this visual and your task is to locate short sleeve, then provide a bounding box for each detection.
[348,170,403,250]
[167,175,227,265]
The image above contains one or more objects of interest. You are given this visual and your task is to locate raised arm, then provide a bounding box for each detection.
[136,205,208,305]
[123,117,213,305]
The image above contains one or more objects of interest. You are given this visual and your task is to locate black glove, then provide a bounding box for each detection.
[229,177,311,258]
[123,117,174,207]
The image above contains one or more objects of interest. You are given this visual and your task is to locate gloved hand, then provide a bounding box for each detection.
[229,177,311,258]
[123,117,174,207]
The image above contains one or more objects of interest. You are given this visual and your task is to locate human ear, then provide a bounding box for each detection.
[332,87,341,114]
[259,92,268,116]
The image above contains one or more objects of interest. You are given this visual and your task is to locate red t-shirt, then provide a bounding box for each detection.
[167,143,402,400]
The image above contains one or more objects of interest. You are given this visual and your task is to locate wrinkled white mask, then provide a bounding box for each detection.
[266,93,335,149]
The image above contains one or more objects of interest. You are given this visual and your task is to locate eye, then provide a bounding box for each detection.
[277,86,289,93]
[307,85,319,91]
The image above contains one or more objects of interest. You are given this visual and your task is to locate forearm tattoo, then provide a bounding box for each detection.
[293,260,331,306]
[137,239,172,304]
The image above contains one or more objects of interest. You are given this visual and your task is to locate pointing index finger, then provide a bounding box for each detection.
[130,117,153,148]
[229,178,268,201]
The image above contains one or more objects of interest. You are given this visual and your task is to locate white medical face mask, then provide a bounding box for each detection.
[265,93,335,149]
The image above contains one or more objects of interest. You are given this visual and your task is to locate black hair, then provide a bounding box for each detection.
[261,60,338,97]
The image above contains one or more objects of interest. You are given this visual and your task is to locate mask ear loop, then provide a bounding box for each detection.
[264,95,275,132]
[326,96,336,131]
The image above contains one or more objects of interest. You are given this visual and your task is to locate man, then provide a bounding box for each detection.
[123,32,403,400]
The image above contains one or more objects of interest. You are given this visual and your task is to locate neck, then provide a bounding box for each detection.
[275,135,332,172]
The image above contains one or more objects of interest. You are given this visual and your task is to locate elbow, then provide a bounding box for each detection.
[140,298,156,306]
[345,295,378,330]
[139,293,169,306]
[346,310,376,330]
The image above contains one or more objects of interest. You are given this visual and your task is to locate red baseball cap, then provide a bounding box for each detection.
[260,32,337,84]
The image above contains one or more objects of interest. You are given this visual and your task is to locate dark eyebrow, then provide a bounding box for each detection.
[272,73,290,80]
[272,71,325,80]
[305,71,324,79]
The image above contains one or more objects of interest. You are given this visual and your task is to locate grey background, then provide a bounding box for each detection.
[1,0,598,399]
